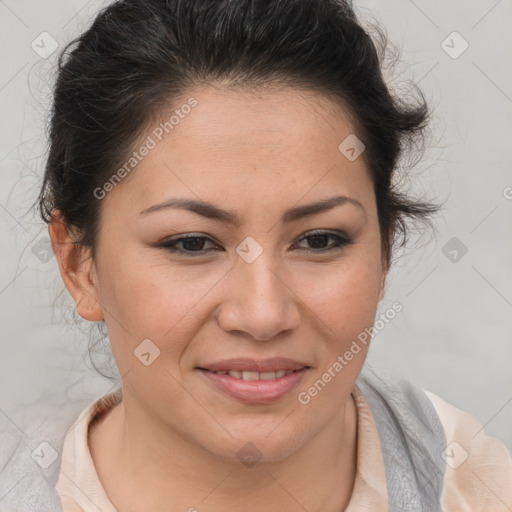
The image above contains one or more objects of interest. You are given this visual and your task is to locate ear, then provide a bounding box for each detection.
[377,224,394,303]
[48,209,103,321]
[377,265,387,303]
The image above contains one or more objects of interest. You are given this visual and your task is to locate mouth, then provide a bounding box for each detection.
[196,356,310,374]
[199,368,302,380]
[195,358,311,404]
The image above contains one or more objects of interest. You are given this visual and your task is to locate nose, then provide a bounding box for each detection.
[216,253,301,341]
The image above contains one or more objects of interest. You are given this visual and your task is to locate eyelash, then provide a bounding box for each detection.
[157,230,353,257]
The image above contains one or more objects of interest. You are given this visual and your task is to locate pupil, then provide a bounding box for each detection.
[184,237,204,251]
[308,235,328,249]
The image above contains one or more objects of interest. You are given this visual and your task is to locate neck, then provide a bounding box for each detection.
[89,388,358,512]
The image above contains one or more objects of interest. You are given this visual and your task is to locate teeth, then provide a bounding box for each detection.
[242,371,260,381]
[215,369,297,380]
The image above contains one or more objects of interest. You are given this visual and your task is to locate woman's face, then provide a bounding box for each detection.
[71,85,388,463]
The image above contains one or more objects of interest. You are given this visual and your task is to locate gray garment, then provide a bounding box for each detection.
[0,363,447,512]
[0,394,89,512]
[356,363,447,511]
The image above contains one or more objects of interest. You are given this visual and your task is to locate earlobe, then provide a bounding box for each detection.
[377,276,386,302]
[48,210,104,321]
[377,256,390,303]
[378,226,393,302]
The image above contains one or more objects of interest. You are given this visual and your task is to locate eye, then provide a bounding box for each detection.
[293,230,353,253]
[157,230,353,257]
[158,234,220,256]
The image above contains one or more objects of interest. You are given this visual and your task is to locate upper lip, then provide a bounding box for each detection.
[197,357,310,373]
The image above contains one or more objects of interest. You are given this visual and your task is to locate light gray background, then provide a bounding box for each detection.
[1,0,511,452]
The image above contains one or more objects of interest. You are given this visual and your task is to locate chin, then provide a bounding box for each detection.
[205,422,311,467]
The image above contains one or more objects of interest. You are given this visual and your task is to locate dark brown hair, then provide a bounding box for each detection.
[38,0,440,270]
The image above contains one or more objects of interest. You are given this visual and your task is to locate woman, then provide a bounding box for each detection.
[1,0,510,510]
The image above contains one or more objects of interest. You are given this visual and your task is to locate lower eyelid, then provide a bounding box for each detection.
[164,233,353,255]
[160,236,218,252]
[295,233,352,250]
[159,232,352,255]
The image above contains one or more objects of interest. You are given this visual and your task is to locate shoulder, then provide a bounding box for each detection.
[424,389,512,511]
[0,395,93,512]
[357,362,512,511]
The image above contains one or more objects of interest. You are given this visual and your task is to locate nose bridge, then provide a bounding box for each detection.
[242,250,283,306]
[218,243,298,340]
[236,234,282,297]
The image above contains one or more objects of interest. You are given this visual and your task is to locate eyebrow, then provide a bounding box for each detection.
[139,194,366,224]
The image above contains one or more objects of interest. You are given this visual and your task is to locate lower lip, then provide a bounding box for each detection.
[198,368,309,404]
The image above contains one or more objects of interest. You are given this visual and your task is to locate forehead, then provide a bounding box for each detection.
[165,84,362,163]
[102,84,373,218]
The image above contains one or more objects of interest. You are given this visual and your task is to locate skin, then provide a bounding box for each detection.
[49,84,390,512]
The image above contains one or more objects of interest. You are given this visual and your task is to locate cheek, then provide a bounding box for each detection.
[96,229,383,371]
[96,245,226,354]
[293,256,383,345]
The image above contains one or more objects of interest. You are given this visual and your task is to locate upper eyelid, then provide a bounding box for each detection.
[159,230,352,249]
[161,229,349,241]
